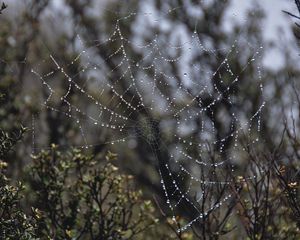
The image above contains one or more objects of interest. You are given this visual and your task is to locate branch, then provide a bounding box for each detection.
[296,0,300,13]
[282,10,300,20]
[0,2,7,14]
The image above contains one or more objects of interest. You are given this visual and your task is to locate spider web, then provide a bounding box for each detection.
[31,5,265,233]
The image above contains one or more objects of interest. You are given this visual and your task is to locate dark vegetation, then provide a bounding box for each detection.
[1,0,300,239]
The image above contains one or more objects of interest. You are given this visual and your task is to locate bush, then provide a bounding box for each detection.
[0,127,38,240]
[30,146,158,239]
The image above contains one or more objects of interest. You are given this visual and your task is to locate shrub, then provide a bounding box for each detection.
[0,127,38,240]
[30,146,158,239]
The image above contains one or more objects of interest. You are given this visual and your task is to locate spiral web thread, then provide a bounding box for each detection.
[31,6,265,232]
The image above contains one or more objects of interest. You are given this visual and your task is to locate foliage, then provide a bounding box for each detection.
[233,147,300,240]
[1,0,300,239]
[0,91,177,240]
[1,131,164,239]
[0,91,164,239]
[0,127,38,240]
[0,126,26,160]
[30,146,159,239]
[0,177,38,240]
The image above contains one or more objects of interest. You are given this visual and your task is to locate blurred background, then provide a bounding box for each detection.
[1,0,300,238]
